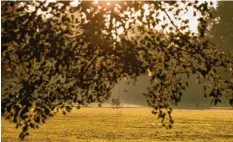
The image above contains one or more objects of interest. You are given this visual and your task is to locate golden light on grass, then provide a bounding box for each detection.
[2,108,233,141]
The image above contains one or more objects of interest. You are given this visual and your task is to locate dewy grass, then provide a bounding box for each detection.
[2,107,233,142]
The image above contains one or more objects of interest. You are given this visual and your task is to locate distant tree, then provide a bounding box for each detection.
[1,1,232,140]
[209,1,233,105]
[210,1,233,53]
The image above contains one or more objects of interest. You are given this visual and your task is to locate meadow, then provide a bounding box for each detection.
[1,106,233,142]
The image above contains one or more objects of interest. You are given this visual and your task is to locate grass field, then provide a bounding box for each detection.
[1,107,233,142]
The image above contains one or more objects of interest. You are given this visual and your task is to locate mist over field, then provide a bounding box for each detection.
[110,75,231,108]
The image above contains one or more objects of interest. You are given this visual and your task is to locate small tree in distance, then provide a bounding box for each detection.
[1,1,232,140]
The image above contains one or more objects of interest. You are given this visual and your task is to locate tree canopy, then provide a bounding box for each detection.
[1,1,232,140]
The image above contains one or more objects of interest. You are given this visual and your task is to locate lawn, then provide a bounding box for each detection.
[1,107,233,142]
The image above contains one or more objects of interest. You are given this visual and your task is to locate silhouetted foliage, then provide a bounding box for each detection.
[229,98,233,108]
[1,1,232,140]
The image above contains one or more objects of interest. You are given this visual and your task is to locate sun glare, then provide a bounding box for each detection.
[70,0,79,7]
[47,0,56,3]
[28,0,217,35]
[161,0,218,34]
[26,0,218,45]
[94,0,99,4]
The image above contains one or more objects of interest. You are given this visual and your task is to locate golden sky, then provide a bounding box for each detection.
[69,0,217,34]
